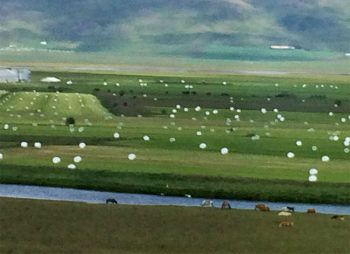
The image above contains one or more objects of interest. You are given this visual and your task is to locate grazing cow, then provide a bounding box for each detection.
[279,221,294,228]
[307,208,316,214]
[106,198,118,204]
[201,199,214,208]
[255,204,267,211]
[260,206,270,212]
[331,215,345,221]
[221,200,231,209]
[278,211,292,216]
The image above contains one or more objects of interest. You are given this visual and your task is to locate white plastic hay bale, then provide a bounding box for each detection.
[321,155,330,162]
[40,77,61,83]
[312,146,318,151]
[199,143,207,149]
[113,132,120,139]
[308,175,317,182]
[34,142,42,149]
[296,140,303,146]
[196,131,202,136]
[309,168,318,175]
[74,156,82,163]
[195,106,201,112]
[79,142,86,149]
[143,135,150,141]
[287,152,295,158]
[128,153,136,160]
[66,80,73,85]
[20,142,28,148]
[0,153,3,160]
[67,164,76,169]
[213,109,218,114]
[169,137,176,143]
[251,135,260,141]
[344,137,350,146]
[52,157,61,164]
[220,147,229,155]
[261,108,267,114]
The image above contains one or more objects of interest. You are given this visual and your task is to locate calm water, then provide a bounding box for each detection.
[1,184,349,215]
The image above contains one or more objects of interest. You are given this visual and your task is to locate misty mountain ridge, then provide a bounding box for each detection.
[1,0,349,60]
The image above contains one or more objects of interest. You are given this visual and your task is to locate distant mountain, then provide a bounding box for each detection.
[1,0,349,59]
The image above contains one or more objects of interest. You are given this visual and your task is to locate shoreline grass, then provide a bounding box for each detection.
[1,165,349,205]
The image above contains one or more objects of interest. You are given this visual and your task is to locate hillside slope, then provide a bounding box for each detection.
[0,0,349,59]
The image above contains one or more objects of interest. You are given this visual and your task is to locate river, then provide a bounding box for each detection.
[1,184,349,215]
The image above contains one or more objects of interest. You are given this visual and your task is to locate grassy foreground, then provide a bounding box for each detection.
[0,197,349,254]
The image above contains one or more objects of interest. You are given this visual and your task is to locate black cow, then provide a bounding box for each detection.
[286,206,295,212]
[106,198,118,204]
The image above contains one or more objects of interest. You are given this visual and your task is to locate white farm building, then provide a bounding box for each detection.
[0,68,31,83]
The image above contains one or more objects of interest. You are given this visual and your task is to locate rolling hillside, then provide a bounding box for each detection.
[0,0,349,60]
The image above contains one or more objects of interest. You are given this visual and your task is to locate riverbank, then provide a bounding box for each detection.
[1,184,350,215]
[1,197,349,254]
[1,165,350,205]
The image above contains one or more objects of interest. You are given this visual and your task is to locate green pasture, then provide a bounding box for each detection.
[1,198,349,254]
[1,51,350,75]
[0,71,349,203]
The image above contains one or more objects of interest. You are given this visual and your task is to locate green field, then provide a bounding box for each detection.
[0,71,349,203]
[1,51,350,75]
[1,198,349,254]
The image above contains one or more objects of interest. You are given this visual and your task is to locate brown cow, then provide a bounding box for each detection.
[255,204,267,211]
[279,221,294,228]
[307,208,316,214]
[255,204,270,212]
[260,206,270,212]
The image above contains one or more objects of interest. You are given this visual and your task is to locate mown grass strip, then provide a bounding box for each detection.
[1,164,349,204]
